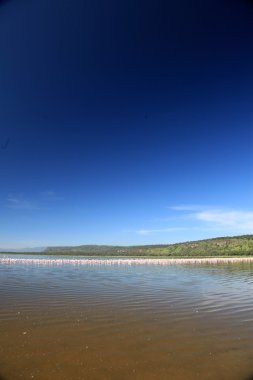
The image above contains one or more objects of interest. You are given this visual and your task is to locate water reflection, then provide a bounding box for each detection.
[1,255,253,380]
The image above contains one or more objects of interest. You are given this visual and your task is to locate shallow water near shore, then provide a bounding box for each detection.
[1,255,253,380]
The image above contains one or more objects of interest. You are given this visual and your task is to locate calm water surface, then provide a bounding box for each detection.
[1,255,253,380]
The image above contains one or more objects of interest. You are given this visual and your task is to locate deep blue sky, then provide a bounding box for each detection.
[0,0,252,248]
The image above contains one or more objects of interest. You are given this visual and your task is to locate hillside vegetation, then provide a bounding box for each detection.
[43,235,253,257]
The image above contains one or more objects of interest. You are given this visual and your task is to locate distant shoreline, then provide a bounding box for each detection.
[1,235,253,257]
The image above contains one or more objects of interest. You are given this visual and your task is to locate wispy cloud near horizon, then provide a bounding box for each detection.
[136,205,253,236]
[136,227,188,236]
[195,210,253,231]
[168,204,207,211]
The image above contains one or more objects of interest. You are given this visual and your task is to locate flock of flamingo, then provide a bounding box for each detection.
[1,256,253,266]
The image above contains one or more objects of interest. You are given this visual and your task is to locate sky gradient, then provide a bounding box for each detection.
[0,0,253,248]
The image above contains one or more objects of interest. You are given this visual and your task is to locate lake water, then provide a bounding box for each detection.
[1,255,253,380]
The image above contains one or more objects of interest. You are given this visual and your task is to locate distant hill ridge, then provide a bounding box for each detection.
[43,235,253,257]
[1,235,253,256]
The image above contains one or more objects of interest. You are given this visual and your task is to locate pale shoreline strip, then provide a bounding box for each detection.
[1,257,253,266]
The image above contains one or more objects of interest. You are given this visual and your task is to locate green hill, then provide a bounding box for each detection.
[42,235,253,257]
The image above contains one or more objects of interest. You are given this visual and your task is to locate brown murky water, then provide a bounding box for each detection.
[1,256,253,380]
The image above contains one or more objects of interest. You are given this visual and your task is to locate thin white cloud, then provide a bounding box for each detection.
[6,190,62,210]
[136,205,253,236]
[195,210,253,231]
[168,204,212,211]
[136,227,188,236]
[6,195,40,210]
